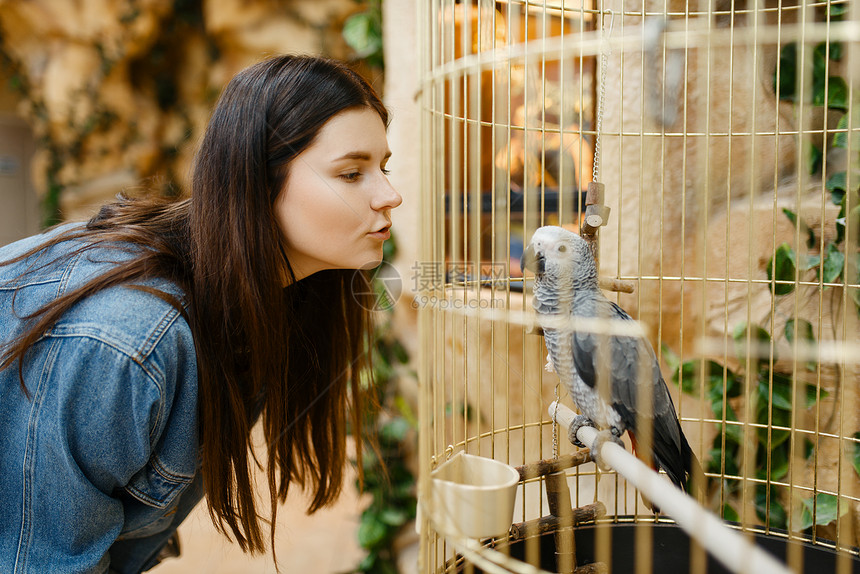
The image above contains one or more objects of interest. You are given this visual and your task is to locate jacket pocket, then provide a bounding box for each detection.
[116,505,177,540]
[122,455,193,509]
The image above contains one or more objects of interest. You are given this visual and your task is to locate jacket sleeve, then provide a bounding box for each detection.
[9,321,191,574]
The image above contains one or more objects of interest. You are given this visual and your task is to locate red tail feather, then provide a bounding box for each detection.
[627,431,657,471]
[627,430,660,513]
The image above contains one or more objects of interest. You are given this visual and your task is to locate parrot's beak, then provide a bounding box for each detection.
[520,243,545,275]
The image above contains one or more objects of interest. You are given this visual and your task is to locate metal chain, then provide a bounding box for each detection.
[592,8,615,185]
[553,9,614,462]
[552,383,560,459]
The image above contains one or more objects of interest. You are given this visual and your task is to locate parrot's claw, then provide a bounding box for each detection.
[567,415,596,449]
[544,353,555,373]
[590,429,625,471]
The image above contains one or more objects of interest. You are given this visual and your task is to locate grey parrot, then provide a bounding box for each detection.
[521,226,700,494]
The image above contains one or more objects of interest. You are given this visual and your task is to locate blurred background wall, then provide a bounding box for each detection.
[0,0,385,234]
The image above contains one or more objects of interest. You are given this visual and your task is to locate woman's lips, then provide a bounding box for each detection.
[369,227,391,240]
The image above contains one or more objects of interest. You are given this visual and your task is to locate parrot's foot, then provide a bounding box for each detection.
[567,415,596,449]
[590,429,625,471]
[544,353,555,373]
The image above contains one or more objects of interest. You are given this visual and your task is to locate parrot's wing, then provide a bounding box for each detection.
[650,393,690,487]
[569,298,641,430]
[571,297,690,487]
[570,298,672,416]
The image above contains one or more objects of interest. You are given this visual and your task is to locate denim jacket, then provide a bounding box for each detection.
[0,224,203,573]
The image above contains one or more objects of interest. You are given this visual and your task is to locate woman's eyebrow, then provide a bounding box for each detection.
[333,150,393,162]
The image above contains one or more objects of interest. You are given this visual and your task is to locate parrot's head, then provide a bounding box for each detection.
[521,226,595,284]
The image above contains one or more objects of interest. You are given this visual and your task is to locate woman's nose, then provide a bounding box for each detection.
[373,177,403,210]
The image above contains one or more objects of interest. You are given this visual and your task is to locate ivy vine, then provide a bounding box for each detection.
[351,235,418,574]
[343,0,384,70]
[771,2,859,319]
[0,1,207,226]
[664,6,858,533]
[663,330,842,531]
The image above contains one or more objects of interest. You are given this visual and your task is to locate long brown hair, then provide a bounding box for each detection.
[0,55,387,555]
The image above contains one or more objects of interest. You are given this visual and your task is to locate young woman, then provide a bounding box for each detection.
[0,55,402,573]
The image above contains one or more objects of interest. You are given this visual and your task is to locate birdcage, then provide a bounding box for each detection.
[415,0,859,573]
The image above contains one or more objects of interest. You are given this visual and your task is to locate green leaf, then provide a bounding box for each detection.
[785,317,814,345]
[826,172,847,194]
[836,195,847,244]
[358,551,398,574]
[394,395,419,428]
[807,142,823,175]
[782,207,799,225]
[661,343,680,371]
[756,372,825,416]
[379,507,409,526]
[733,322,775,366]
[708,380,726,406]
[837,204,860,248]
[675,357,738,399]
[830,187,846,206]
[826,76,849,111]
[794,43,848,111]
[755,484,787,529]
[358,513,389,548]
[774,43,797,101]
[801,253,821,272]
[830,3,847,17]
[822,243,845,283]
[785,317,817,370]
[799,493,846,530]
[811,44,828,107]
[853,432,860,478]
[757,404,792,447]
[674,360,699,394]
[722,503,740,522]
[380,417,411,442]
[829,42,843,61]
[813,42,829,72]
[723,420,745,446]
[802,437,815,459]
[711,392,739,421]
[394,478,416,499]
[723,368,742,398]
[382,231,397,261]
[769,443,790,480]
[832,113,860,150]
[796,503,814,531]
[805,384,828,408]
[358,552,377,571]
[759,375,793,411]
[391,339,410,364]
[782,208,816,248]
[708,436,741,476]
[767,243,797,296]
[343,11,383,62]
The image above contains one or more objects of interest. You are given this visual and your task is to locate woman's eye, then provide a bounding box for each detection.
[341,172,362,182]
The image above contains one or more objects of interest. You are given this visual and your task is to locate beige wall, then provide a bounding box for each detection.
[0,63,38,246]
[0,115,39,247]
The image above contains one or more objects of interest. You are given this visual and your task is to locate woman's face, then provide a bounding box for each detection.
[275,107,402,281]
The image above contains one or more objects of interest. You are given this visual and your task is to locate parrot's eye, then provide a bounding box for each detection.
[558,245,567,252]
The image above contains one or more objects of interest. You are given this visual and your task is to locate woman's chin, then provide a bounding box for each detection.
[358,258,383,270]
